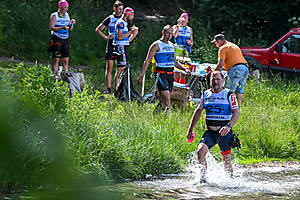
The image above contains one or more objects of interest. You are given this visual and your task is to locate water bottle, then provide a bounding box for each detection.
[188,132,195,143]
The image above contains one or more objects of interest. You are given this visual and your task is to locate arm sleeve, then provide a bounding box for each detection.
[229,93,239,110]
[101,16,110,27]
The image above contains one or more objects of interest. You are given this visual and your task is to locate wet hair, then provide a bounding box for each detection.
[211,70,224,79]
[162,25,173,35]
[113,1,123,9]
[209,70,224,86]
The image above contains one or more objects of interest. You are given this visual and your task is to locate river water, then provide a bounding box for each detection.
[98,152,300,200]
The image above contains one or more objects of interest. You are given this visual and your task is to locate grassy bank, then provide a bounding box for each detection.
[0,63,299,194]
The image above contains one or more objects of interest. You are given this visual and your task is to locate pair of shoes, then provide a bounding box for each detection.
[199,173,207,183]
[103,88,112,94]
[200,177,207,183]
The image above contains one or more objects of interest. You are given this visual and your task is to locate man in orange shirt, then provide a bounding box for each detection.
[212,34,249,103]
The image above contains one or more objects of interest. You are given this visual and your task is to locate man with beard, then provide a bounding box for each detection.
[186,71,239,182]
[113,7,138,88]
[137,25,190,112]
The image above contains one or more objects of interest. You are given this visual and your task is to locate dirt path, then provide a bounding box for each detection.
[0,56,90,71]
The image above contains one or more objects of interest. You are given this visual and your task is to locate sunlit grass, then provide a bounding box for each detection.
[0,63,299,191]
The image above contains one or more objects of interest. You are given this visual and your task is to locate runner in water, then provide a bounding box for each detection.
[187,71,239,181]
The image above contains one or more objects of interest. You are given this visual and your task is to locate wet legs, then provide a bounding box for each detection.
[197,143,209,182]
[222,154,233,177]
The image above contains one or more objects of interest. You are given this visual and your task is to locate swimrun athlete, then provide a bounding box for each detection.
[49,0,76,72]
[173,13,193,84]
[187,71,239,182]
[95,1,124,94]
[137,25,190,112]
[113,7,139,88]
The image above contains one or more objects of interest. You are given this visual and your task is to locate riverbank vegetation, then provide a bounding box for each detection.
[0,63,299,194]
[0,0,299,198]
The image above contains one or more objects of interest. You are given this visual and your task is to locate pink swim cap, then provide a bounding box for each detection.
[59,0,69,8]
[180,13,189,22]
[124,7,134,15]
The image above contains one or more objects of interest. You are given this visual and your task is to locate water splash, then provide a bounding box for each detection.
[134,151,300,199]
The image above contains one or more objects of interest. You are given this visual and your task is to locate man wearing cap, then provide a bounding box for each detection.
[113,7,139,87]
[173,13,193,84]
[49,0,76,72]
[137,25,190,112]
[212,34,249,104]
[95,1,124,94]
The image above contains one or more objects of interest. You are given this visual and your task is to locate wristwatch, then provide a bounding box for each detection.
[226,123,233,129]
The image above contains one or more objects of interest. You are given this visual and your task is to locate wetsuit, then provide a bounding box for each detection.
[51,12,70,58]
[174,25,192,56]
[101,14,122,60]
[113,17,130,67]
[154,40,175,91]
[199,88,238,153]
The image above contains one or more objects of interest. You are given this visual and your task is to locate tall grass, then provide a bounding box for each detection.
[1,63,299,193]
[1,0,298,198]
[237,76,300,161]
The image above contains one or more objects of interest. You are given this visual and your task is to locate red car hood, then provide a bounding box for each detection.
[240,46,270,57]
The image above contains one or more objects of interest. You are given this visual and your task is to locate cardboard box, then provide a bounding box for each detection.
[170,86,190,101]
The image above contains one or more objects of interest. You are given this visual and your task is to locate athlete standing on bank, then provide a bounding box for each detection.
[173,13,193,84]
[49,0,76,72]
[137,25,190,112]
[95,1,124,94]
[112,7,138,88]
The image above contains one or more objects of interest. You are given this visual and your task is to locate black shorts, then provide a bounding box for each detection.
[105,40,118,61]
[200,129,233,152]
[51,35,69,58]
[157,73,175,92]
[115,45,128,67]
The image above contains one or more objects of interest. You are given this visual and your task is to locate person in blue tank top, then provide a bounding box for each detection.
[173,13,194,84]
[137,25,190,112]
[49,0,76,73]
[173,13,193,56]
[113,7,139,89]
[95,1,124,94]
[187,71,240,182]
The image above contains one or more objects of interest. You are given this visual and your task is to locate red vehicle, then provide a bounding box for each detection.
[241,27,300,73]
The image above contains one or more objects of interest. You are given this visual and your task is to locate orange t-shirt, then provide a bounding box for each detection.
[218,41,247,71]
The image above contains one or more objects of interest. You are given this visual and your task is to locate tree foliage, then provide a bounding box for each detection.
[194,0,300,45]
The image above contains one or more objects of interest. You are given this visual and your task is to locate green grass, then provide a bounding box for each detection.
[1,1,299,198]
[0,63,299,193]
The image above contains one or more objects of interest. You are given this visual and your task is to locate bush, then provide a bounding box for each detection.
[15,63,69,113]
